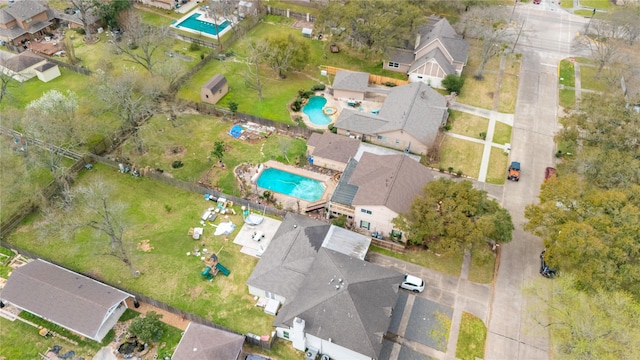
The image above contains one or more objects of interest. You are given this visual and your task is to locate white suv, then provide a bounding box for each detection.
[400,274,425,293]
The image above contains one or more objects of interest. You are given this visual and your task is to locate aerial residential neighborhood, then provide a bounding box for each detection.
[1,0,639,360]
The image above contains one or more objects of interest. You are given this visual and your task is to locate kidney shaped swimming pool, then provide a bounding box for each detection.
[257,168,326,202]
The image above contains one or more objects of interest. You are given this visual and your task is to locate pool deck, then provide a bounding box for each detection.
[300,91,385,130]
[170,9,235,39]
[257,160,337,212]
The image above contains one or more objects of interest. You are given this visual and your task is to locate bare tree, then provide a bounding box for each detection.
[0,71,14,105]
[576,21,624,79]
[205,1,225,51]
[61,36,79,65]
[460,6,512,80]
[244,41,269,101]
[68,0,99,42]
[612,6,640,45]
[112,10,169,74]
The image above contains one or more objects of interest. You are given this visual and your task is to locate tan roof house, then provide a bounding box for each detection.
[0,259,132,342]
[334,81,448,156]
[172,322,245,360]
[201,74,229,105]
[384,17,468,89]
[328,152,435,241]
[0,1,55,45]
[306,132,360,171]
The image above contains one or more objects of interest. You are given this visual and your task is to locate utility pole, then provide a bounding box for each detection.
[585,8,596,35]
[512,18,525,53]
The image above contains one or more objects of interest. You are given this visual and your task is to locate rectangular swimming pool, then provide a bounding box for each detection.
[173,13,230,37]
[257,168,326,202]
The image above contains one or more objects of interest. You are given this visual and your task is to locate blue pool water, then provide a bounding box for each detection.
[257,168,326,202]
[174,13,230,36]
[303,96,332,125]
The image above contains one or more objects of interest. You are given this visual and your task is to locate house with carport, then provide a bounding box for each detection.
[327,152,435,241]
[246,213,403,360]
[172,322,245,360]
[384,16,468,88]
[0,259,132,342]
[333,81,448,156]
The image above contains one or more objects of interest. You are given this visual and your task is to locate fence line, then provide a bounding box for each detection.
[0,240,276,349]
[44,57,92,76]
[321,65,409,86]
[370,238,406,253]
[265,6,316,22]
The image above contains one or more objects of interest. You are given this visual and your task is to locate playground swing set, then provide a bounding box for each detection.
[200,250,230,281]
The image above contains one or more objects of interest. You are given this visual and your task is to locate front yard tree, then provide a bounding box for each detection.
[393,179,513,259]
[460,6,511,80]
[441,74,465,95]
[113,9,169,74]
[128,311,164,344]
[266,34,309,78]
[69,0,98,42]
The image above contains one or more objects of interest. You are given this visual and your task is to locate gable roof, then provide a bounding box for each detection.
[332,70,369,93]
[202,74,227,93]
[4,51,45,72]
[35,61,56,72]
[307,132,360,164]
[416,18,468,63]
[274,248,403,359]
[3,1,48,22]
[335,82,447,147]
[0,259,131,339]
[387,48,415,65]
[172,322,245,360]
[409,47,456,75]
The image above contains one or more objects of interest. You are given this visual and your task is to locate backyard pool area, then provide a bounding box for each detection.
[257,168,326,202]
[171,11,232,39]
[303,96,332,125]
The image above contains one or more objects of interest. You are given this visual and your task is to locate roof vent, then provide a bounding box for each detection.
[338,278,343,283]
[335,285,340,290]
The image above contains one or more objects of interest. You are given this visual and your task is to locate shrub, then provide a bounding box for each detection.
[444,124,452,131]
[303,90,315,98]
[171,160,183,169]
[311,84,326,91]
[189,42,201,51]
[442,74,465,95]
[76,28,86,35]
[291,98,303,112]
[200,53,205,60]
[479,131,487,140]
[448,166,454,173]
[164,204,172,213]
[456,170,463,177]
[384,81,397,87]
[331,215,347,228]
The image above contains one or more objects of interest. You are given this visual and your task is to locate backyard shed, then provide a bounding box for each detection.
[0,259,132,342]
[201,74,229,105]
[34,61,61,82]
[302,28,313,38]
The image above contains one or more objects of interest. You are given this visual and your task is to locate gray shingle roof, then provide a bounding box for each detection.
[4,51,44,72]
[330,157,359,206]
[0,259,131,339]
[202,74,227,93]
[388,48,415,65]
[274,248,403,359]
[3,1,48,22]
[335,82,448,148]
[35,61,56,72]
[53,8,100,26]
[0,26,26,40]
[332,70,369,92]
[409,47,456,75]
[417,18,468,63]
[350,152,433,214]
[307,131,360,164]
[172,322,244,360]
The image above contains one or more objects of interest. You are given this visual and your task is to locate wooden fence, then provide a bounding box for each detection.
[370,238,406,253]
[321,65,409,86]
[265,6,316,22]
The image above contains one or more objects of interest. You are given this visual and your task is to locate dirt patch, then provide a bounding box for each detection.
[137,240,154,252]
[164,145,186,157]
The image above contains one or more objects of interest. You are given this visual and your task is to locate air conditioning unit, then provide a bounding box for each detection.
[305,348,319,360]
[321,355,330,360]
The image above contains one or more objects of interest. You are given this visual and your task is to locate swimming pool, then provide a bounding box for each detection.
[257,168,326,202]
[303,96,332,125]
[173,13,230,37]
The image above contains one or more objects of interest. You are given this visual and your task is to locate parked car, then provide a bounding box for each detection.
[400,274,425,293]
[544,167,556,181]
[252,231,265,242]
[540,250,556,278]
[507,161,521,181]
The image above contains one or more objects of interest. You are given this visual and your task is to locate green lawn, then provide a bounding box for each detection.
[559,89,576,108]
[575,9,597,17]
[486,146,509,185]
[579,0,615,10]
[122,114,307,195]
[449,111,489,139]
[370,246,464,277]
[559,60,575,87]
[456,312,487,360]
[5,68,94,109]
[468,250,495,284]
[457,73,498,110]
[492,121,512,145]
[560,0,574,8]
[498,73,518,113]
[6,163,275,337]
[578,64,608,92]
[434,137,483,179]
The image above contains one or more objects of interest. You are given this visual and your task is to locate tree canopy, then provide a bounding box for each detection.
[128,311,164,344]
[393,179,513,259]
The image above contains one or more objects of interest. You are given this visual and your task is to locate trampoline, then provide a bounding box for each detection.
[229,125,244,138]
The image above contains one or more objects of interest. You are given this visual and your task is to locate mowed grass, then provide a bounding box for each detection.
[122,114,307,195]
[449,111,488,139]
[370,246,464,277]
[456,312,487,360]
[486,146,509,185]
[559,60,575,87]
[6,68,94,109]
[579,0,615,10]
[457,73,498,110]
[468,250,495,284]
[435,137,483,178]
[559,89,576,108]
[6,164,275,337]
[492,121,512,145]
[578,64,608,92]
[498,73,518,113]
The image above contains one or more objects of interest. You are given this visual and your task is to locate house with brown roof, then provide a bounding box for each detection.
[327,152,435,241]
[0,259,132,342]
[306,132,360,171]
[201,74,229,105]
[0,1,55,46]
[0,50,58,82]
[384,17,468,89]
[333,81,448,155]
[172,322,245,360]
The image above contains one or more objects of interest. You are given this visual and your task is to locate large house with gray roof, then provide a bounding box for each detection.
[247,213,402,360]
[306,131,361,171]
[0,259,132,342]
[384,17,468,88]
[333,81,448,155]
[328,152,435,241]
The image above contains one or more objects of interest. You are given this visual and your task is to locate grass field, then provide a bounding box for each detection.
[492,121,512,145]
[486,147,509,185]
[435,137,484,178]
[370,246,464,277]
[449,111,489,139]
[456,312,487,360]
[468,250,495,284]
[7,164,275,337]
[578,64,608,92]
[457,73,498,110]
